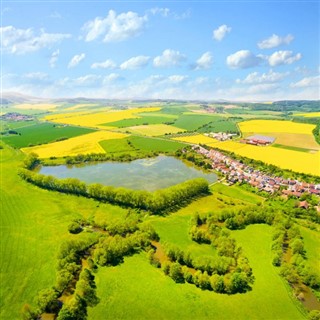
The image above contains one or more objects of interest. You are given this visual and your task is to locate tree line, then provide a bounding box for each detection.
[18,168,209,214]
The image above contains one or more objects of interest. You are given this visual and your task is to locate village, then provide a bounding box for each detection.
[194,145,320,210]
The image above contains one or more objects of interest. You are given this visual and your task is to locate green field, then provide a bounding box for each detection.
[0,145,128,319]
[88,225,304,320]
[197,119,239,133]
[1,120,37,130]
[99,138,135,154]
[300,227,320,274]
[1,122,95,148]
[129,136,186,152]
[106,115,177,128]
[173,114,222,131]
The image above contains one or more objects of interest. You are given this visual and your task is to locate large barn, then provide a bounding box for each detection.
[241,135,275,146]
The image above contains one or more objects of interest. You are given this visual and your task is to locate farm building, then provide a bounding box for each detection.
[241,135,275,146]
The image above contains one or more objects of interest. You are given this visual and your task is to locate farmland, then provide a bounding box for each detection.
[44,107,161,128]
[21,131,128,158]
[120,124,184,136]
[1,123,95,148]
[1,100,320,320]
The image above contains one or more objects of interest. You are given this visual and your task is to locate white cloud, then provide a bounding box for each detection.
[120,55,150,70]
[258,34,294,49]
[149,7,170,17]
[50,11,62,19]
[153,49,186,68]
[194,52,213,70]
[103,73,123,84]
[247,83,279,94]
[236,70,288,84]
[82,10,147,42]
[0,26,71,54]
[213,24,231,41]
[226,50,263,69]
[24,72,49,81]
[49,49,60,68]
[290,76,320,88]
[91,59,117,69]
[73,74,101,86]
[168,75,188,84]
[268,50,302,66]
[68,53,86,68]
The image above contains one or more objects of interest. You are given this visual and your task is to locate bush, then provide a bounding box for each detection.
[68,222,82,234]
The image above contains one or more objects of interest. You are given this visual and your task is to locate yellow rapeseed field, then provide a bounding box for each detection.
[44,111,91,121]
[172,134,219,145]
[295,112,320,118]
[65,103,101,111]
[213,141,320,176]
[239,120,315,134]
[21,131,128,158]
[43,107,161,128]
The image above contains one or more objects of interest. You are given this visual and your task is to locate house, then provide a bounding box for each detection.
[299,201,309,209]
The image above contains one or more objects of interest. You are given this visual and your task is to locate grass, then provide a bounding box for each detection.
[105,115,176,128]
[0,120,37,130]
[173,114,222,131]
[172,134,219,145]
[1,122,95,148]
[128,136,186,152]
[21,131,128,158]
[272,144,314,153]
[88,225,304,320]
[0,145,128,319]
[99,138,135,154]
[210,183,264,204]
[120,124,184,136]
[197,119,239,133]
[300,227,320,274]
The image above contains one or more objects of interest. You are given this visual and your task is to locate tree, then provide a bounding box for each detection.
[169,262,184,283]
[210,274,224,293]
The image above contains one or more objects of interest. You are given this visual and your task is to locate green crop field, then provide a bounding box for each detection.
[129,136,186,152]
[197,119,239,133]
[105,115,177,128]
[1,120,38,130]
[173,114,222,131]
[1,122,95,148]
[99,138,135,154]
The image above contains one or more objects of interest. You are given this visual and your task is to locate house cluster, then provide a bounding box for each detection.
[204,132,237,141]
[0,112,34,122]
[194,145,320,199]
[240,134,275,146]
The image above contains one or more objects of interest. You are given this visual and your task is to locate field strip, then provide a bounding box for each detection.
[21,130,129,158]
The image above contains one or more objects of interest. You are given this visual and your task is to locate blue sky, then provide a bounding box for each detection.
[1,1,319,101]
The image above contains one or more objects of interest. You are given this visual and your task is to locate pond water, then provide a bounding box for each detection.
[39,156,217,191]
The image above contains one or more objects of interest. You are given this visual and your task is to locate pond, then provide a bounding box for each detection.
[39,156,217,191]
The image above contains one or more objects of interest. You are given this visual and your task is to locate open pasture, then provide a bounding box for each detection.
[1,120,37,130]
[99,138,135,154]
[121,124,184,136]
[88,225,304,320]
[44,107,161,128]
[21,130,128,158]
[2,122,95,148]
[300,227,320,274]
[197,118,239,133]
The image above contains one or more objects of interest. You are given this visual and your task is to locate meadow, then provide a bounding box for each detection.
[120,124,184,136]
[21,130,128,158]
[173,114,223,131]
[1,122,95,148]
